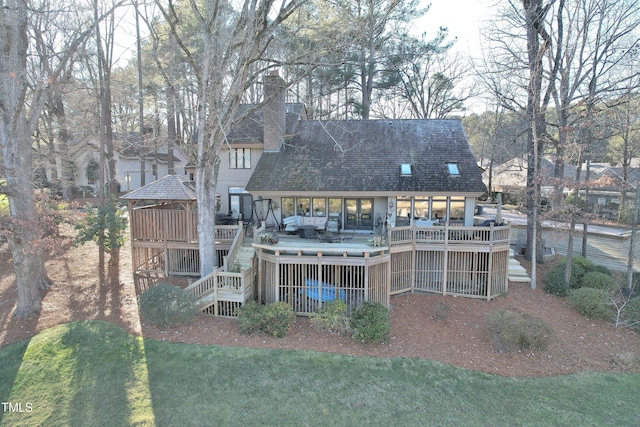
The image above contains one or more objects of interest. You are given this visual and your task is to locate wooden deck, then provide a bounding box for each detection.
[127,205,511,317]
[255,224,511,315]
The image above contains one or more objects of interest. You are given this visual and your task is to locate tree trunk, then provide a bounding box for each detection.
[523,0,548,268]
[1,1,51,317]
[196,160,220,276]
[50,90,75,200]
[4,125,52,317]
[564,151,583,286]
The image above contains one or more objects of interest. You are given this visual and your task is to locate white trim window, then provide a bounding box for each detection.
[230,148,251,169]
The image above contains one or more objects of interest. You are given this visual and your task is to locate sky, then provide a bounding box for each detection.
[416,0,492,54]
[113,0,493,63]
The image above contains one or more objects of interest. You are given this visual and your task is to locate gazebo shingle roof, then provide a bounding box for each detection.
[120,174,196,201]
[246,119,486,193]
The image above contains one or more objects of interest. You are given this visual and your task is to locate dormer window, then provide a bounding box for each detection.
[446,162,460,176]
[400,163,412,176]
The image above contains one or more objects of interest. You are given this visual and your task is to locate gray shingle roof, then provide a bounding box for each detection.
[120,174,196,201]
[246,119,486,193]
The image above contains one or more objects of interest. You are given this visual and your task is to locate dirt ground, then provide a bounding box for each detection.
[1,228,639,378]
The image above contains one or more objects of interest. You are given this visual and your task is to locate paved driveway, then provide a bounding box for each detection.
[477,206,640,273]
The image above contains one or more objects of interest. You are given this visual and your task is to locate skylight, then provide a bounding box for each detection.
[400,163,412,176]
[447,163,460,175]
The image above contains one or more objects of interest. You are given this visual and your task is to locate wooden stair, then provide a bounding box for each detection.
[188,243,256,316]
[232,244,256,270]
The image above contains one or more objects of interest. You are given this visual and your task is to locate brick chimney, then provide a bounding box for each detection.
[263,70,286,152]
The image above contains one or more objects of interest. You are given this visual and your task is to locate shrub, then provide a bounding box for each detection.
[544,256,613,296]
[486,309,553,353]
[261,302,295,338]
[351,302,391,343]
[568,288,611,320]
[74,201,127,254]
[309,299,350,335]
[237,301,265,335]
[237,301,295,338]
[138,284,198,328]
[543,267,570,297]
[571,255,594,271]
[622,296,640,332]
[589,264,612,276]
[578,271,617,293]
[632,272,640,289]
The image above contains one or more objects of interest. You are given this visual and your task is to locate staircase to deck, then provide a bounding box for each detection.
[508,249,531,283]
[232,244,256,271]
[185,227,256,317]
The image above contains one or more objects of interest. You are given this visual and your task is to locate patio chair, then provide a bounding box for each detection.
[326,219,339,233]
[283,216,301,234]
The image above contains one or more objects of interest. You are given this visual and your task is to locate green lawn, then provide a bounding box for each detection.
[1,321,639,426]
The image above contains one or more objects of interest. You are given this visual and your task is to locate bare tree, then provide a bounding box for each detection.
[394,34,474,119]
[0,0,116,316]
[151,0,304,275]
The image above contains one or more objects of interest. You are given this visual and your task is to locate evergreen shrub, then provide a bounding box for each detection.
[622,296,640,332]
[544,256,613,296]
[486,309,553,353]
[237,301,294,338]
[309,299,350,335]
[578,271,617,293]
[568,287,611,320]
[351,302,391,343]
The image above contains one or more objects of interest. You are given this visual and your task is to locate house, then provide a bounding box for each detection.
[213,72,486,231]
[577,164,640,218]
[246,119,486,231]
[68,133,188,194]
[484,155,577,198]
[124,72,511,317]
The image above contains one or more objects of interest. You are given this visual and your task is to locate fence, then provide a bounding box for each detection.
[388,224,510,300]
[257,250,389,315]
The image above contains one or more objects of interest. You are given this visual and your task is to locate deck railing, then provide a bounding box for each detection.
[130,209,198,242]
[184,221,254,317]
[130,208,239,244]
[255,223,511,314]
[388,224,510,300]
[258,251,389,315]
[389,223,510,247]
[223,221,245,271]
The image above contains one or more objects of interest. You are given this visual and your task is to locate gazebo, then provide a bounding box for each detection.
[121,175,200,278]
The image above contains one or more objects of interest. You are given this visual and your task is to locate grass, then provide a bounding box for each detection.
[1,321,639,426]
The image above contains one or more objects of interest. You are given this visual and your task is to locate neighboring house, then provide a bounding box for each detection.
[579,164,640,211]
[68,133,188,193]
[485,155,577,197]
